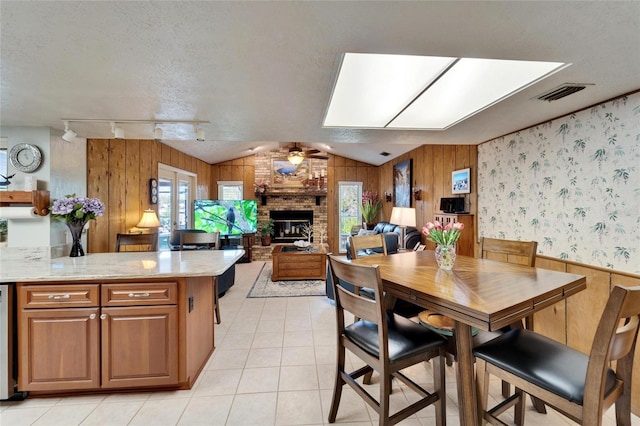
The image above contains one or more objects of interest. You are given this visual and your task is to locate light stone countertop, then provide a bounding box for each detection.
[0,249,245,283]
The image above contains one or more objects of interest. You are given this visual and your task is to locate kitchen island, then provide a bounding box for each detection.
[1,250,243,395]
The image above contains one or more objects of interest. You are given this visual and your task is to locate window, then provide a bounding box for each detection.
[217,181,243,200]
[337,181,363,253]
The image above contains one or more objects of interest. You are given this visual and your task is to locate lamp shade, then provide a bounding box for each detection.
[136,209,161,228]
[390,207,416,227]
[287,152,304,165]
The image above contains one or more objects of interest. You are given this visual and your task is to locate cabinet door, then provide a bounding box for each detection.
[19,307,100,391]
[101,305,178,388]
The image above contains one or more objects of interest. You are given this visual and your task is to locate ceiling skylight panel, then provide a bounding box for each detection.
[323,53,456,128]
[388,58,567,129]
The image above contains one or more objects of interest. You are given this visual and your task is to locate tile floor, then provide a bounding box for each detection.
[1,261,638,426]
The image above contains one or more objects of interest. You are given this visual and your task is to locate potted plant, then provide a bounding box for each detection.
[258,218,275,246]
[360,191,382,230]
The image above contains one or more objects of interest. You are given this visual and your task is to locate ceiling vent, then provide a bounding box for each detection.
[535,83,593,102]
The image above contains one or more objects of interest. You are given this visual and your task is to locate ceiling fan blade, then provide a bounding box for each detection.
[305,149,321,154]
[309,154,329,160]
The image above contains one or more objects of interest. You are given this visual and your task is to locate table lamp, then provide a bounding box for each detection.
[390,207,416,250]
[134,209,161,233]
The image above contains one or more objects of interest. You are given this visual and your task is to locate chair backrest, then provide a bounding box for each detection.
[479,237,537,266]
[583,285,640,418]
[179,231,220,250]
[348,234,388,259]
[328,255,388,354]
[115,233,158,252]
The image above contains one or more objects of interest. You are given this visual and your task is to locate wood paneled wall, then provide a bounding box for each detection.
[87,139,211,253]
[208,155,256,200]
[378,145,478,251]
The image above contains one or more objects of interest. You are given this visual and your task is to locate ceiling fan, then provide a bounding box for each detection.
[286,143,329,165]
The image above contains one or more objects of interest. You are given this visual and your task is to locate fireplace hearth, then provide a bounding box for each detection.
[270,210,314,243]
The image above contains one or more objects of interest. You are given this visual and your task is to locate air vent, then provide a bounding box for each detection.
[535,83,593,102]
[380,151,391,156]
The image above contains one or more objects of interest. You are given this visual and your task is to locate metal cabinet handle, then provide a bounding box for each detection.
[48,294,71,300]
[128,292,150,298]
[100,314,107,320]
[89,314,96,320]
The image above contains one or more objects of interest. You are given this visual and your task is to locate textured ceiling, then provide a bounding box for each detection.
[1,1,639,165]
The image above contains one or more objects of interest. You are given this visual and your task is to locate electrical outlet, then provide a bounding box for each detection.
[188,295,194,312]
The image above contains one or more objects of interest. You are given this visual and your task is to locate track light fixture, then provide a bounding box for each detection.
[195,126,205,142]
[154,126,163,141]
[61,119,210,141]
[111,122,124,139]
[62,121,77,142]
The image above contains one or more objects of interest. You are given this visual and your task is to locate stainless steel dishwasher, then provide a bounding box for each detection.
[0,283,27,400]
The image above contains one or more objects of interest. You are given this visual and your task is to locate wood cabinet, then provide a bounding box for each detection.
[271,244,327,281]
[17,280,180,392]
[432,214,475,257]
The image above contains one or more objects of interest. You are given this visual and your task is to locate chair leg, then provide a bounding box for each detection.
[379,367,392,426]
[328,345,346,423]
[433,353,446,426]
[514,387,526,426]
[501,380,510,399]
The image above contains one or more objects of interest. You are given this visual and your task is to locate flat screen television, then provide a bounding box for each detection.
[193,200,258,235]
[440,197,466,214]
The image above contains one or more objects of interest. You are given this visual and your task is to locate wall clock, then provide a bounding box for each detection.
[149,178,158,204]
[9,143,43,173]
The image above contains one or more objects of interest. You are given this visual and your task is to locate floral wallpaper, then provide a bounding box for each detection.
[478,93,640,274]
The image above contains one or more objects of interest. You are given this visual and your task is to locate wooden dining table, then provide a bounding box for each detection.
[349,250,586,426]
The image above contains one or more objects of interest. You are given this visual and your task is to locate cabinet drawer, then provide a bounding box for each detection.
[19,284,100,308]
[101,282,177,306]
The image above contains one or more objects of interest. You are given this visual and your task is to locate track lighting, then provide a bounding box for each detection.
[111,122,124,139]
[154,127,163,141]
[62,121,77,142]
[195,126,205,142]
[61,119,210,141]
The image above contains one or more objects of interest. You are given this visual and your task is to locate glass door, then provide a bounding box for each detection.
[337,181,363,253]
[158,164,196,250]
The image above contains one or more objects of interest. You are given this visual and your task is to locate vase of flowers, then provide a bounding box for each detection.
[254,180,269,195]
[50,194,105,257]
[361,191,382,229]
[422,220,464,270]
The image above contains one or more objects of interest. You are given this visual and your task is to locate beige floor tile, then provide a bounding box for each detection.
[281,346,316,366]
[252,331,285,348]
[279,365,320,391]
[128,397,189,426]
[80,400,144,426]
[257,319,286,334]
[314,345,337,365]
[0,406,50,426]
[275,390,323,425]
[245,347,282,368]
[192,368,242,397]
[207,348,250,370]
[177,395,234,425]
[237,366,281,394]
[37,403,97,426]
[283,330,315,347]
[316,363,337,390]
[319,388,372,423]
[226,392,277,425]
[217,331,255,350]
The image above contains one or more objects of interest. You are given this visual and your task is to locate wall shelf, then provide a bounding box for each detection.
[0,190,51,216]
[256,191,327,206]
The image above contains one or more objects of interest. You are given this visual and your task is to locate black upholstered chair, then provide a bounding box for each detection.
[327,255,447,426]
[474,284,640,426]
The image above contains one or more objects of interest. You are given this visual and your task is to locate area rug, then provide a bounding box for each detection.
[247,262,326,298]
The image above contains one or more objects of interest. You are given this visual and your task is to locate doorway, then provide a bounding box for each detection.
[158,164,196,250]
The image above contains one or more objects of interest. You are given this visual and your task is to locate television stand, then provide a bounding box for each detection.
[220,233,254,263]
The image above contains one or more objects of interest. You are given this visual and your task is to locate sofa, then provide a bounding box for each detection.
[169,229,236,296]
[325,221,425,318]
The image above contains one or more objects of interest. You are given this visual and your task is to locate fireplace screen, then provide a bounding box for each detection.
[270,210,313,243]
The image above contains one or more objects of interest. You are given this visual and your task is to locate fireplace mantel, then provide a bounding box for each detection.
[257,191,326,206]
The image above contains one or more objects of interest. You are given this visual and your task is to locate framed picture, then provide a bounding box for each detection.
[271,158,311,188]
[393,159,412,207]
[452,168,471,194]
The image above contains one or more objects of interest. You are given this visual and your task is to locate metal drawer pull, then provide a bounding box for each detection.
[89,314,96,320]
[100,314,107,320]
[48,294,71,300]
[128,292,150,298]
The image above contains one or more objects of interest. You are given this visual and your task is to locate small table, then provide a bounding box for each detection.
[271,244,327,281]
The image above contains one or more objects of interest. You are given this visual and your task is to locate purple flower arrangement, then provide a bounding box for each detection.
[50,194,105,224]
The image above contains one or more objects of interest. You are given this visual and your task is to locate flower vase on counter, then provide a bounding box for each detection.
[67,221,86,257]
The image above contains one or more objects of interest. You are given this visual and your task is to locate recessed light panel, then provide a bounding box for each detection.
[323,53,456,127]
[324,53,567,130]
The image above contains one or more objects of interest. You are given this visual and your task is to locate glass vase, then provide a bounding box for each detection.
[67,221,86,257]
[435,244,456,270]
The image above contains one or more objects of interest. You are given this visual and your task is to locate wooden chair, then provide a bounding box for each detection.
[348,234,387,259]
[474,284,640,426]
[178,231,221,324]
[327,255,447,426]
[179,231,220,250]
[115,233,158,252]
